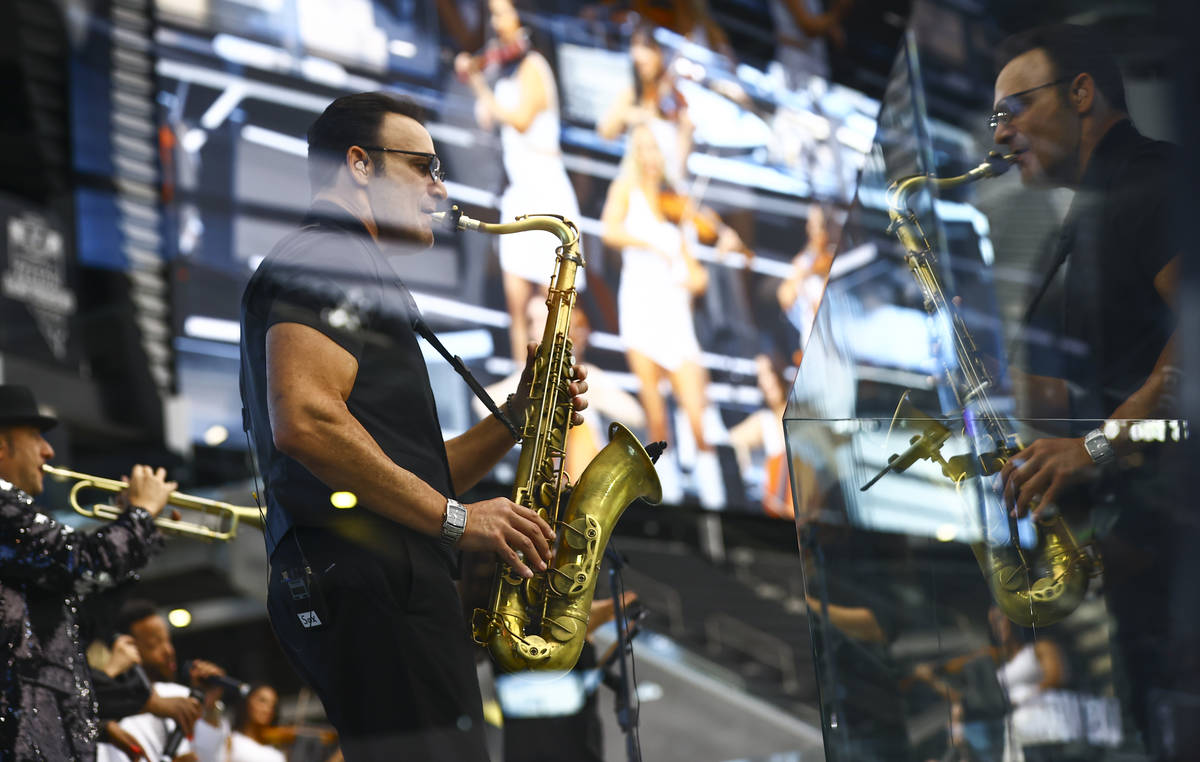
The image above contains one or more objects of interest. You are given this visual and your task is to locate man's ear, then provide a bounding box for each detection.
[346,146,371,186]
[1070,73,1096,114]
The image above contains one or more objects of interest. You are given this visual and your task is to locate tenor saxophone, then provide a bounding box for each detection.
[884,155,1097,627]
[434,207,662,671]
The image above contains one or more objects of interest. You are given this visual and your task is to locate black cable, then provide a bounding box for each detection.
[242,428,275,550]
[244,426,315,606]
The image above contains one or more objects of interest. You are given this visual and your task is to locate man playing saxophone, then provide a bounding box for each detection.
[0,384,175,759]
[989,24,1189,757]
[238,92,588,761]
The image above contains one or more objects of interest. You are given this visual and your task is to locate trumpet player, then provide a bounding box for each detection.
[0,384,176,760]
[239,92,588,761]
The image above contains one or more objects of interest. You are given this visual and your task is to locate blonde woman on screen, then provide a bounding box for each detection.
[601,125,723,508]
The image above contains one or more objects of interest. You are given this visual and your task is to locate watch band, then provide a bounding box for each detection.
[1083,428,1115,465]
[441,498,467,546]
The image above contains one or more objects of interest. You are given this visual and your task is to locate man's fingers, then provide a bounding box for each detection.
[509,517,551,567]
[515,504,555,542]
[502,544,535,578]
[1014,470,1050,516]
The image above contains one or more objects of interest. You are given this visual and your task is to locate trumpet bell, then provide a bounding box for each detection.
[42,464,264,542]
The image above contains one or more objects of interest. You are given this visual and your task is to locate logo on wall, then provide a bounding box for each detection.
[2,212,76,360]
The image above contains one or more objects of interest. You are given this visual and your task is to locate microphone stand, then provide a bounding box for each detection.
[605,545,640,762]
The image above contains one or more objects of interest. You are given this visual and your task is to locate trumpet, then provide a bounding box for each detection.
[42,465,263,542]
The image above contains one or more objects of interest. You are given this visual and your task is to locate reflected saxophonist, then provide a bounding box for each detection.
[864,152,1097,627]
[987,25,1186,755]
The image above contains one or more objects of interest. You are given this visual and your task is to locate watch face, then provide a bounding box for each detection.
[445,500,467,533]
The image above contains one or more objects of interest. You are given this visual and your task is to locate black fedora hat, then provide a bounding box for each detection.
[0,385,58,431]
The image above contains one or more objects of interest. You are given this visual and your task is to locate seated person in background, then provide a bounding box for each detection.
[728,354,794,517]
[90,632,155,759]
[98,599,229,762]
[215,683,338,762]
[0,384,173,760]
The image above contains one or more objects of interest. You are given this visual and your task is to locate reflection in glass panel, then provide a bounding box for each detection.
[786,20,1190,762]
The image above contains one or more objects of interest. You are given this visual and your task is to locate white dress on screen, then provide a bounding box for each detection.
[617,187,701,372]
[494,51,582,287]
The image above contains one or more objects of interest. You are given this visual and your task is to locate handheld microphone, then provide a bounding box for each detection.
[161,686,205,761]
[183,660,252,699]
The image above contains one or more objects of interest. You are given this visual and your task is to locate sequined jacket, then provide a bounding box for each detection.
[0,479,162,761]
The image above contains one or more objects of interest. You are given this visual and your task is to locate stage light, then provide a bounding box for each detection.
[203,425,229,447]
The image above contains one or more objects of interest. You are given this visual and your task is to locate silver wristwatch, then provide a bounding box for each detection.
[441,498,467,546]
[1083,428,1115,465]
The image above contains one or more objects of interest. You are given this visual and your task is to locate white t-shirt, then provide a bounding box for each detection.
[98,682,205,762]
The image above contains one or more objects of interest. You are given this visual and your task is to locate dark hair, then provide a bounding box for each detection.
[996,24,1127,113]
[628,24,685,121]
[231,683,278,733]
[306,92,426,192]
[115,598,158,634]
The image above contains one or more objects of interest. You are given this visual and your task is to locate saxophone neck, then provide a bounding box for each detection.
[887,152,1017,214]
[433,206,584,266]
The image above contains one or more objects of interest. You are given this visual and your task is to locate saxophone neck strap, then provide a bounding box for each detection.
[412,317,522,441]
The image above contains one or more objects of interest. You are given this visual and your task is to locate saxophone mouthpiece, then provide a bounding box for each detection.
[985,151,1017,176]
[431,205,464,232]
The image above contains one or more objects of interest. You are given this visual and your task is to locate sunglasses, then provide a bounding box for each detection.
[359,147,446,182]
[988,76,1073,131]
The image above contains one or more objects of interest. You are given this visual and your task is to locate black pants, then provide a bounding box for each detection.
[267,526,488,762]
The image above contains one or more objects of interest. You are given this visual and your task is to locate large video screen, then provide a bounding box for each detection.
[154,0,882,516]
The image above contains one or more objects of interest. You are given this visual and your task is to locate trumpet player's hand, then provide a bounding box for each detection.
[458,497,555,579]
[122,465,177,518]
[512,343,589,427]
[1000,437,1092,518]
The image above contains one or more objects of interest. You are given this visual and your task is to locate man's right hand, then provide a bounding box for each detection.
[123,465,177,518]
[458,498,555,578]
[144,692,202,737]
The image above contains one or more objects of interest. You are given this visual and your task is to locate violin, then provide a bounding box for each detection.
[457,32,530,82]
[659,190,718,243]
[258,724,338,747]
[658,190,752,257]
